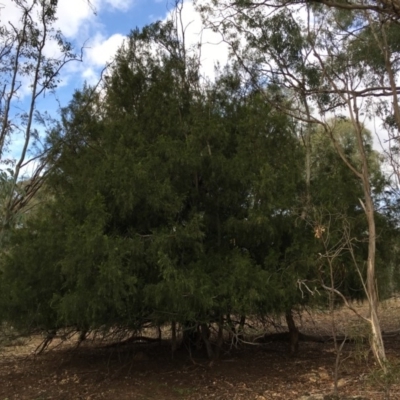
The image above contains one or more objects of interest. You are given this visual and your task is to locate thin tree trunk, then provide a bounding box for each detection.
[215,318,224,359]
[200,323,214,359]
[285,309,299,355]
[171,321,177,358]
[238,315,246,339]
[349,94,387,372]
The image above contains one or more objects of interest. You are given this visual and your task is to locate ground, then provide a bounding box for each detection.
[2,300,400,400]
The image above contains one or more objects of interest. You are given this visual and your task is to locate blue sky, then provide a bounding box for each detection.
[1,0,392,180]
[40,0,192,110]
[2,0,228,175]
[44,0,172,109]
[3,0,228,115]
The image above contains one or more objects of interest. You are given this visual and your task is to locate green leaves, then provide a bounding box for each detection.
[4,8,396,339]
[0,17,305,333]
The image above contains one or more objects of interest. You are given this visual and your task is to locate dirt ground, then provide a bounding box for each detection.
[2,300,400,400]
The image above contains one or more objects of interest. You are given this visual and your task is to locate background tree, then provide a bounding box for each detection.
[196,0,400,369]
[0,0,81,241]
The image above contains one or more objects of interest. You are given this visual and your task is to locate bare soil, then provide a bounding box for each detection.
[2,300,400,400]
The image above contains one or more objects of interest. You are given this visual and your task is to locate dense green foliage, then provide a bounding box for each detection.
[0,21,305,333]
[0,9,399,351]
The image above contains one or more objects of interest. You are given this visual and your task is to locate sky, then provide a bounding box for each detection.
[2,0,228,109]
[1,0,392,177]
[1,0,229,174]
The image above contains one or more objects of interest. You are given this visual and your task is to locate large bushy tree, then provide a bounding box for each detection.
[1,5,398,364]
[0,19,304,347]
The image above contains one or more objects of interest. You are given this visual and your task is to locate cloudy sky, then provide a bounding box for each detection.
[3,0,228,110]
[1,0,389,172]
[1,0,228,173]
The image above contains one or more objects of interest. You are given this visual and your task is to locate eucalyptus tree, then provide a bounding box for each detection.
[196,0,400,369]
[310,118,397,289]
[0,0,81,240]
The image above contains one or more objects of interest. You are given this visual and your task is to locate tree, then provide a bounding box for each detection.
[3,2,397,365]
[196,0,400,370]
[310,118,397,296]
[0,16,305,358]
[0,0,81,241]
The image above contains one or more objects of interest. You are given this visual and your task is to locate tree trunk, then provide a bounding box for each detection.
[171,321,177,358]
[285,309,299,355]
[215,318,224,359]
[238,315,246,341]
[226,314,235,339]
[351,97,387,372]
[200,323,214,359]
[78,330,87,343]
[365,195,387,372]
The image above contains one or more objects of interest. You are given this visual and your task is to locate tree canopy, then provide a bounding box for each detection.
[1,2,400,369]
[0,21,305,335]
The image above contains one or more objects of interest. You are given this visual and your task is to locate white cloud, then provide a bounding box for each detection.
[80,33,126,85]
[0,0,21,28]
[78,0,230,84]
[55,0,98,38]
[163,0,230,81]
[85,33,126,67]
[1,0,134,41]
[105,0,135,12]
[82,66,99,85]
[1,0,98,39]
[75,0,231,86]
[2,0,229,88]
[1,0,131,95]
